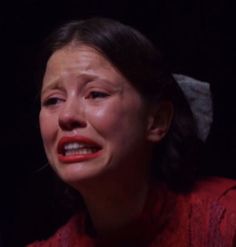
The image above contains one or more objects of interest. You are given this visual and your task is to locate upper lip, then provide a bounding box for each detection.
[57,135,102,155]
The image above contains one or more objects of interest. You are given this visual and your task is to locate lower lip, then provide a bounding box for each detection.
[58,150,102,164]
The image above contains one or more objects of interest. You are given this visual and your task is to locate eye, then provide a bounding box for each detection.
[42,97,64,107]
[87,91,110,99]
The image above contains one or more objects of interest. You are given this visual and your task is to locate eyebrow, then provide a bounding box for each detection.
[41,75,94,97]
[41,73,123,96]
[41,79,65,95]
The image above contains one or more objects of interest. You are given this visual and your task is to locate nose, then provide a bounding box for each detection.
[58,98,86,131]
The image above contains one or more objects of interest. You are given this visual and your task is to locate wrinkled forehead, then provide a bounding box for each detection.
[41,44,137,97]
[46,44,110,71]
[44,45,119,79]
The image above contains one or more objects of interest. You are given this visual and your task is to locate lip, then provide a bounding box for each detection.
[57,135,102,164]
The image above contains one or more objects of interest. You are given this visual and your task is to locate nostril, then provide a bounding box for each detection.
[58,98,86,130]
[58,114,86,130]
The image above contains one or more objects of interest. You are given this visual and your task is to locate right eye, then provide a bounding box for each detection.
[42,97,64,107]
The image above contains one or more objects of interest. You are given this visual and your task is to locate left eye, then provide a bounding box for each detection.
[88,91,109,99]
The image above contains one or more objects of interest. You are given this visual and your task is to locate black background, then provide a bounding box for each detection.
[1,0,235,246]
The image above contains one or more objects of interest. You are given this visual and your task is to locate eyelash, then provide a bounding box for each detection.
[42,90,109,106]
[87,91,110,99]
[42,97,64,106]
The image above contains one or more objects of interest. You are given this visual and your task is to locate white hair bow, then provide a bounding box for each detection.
[174,74,213,142]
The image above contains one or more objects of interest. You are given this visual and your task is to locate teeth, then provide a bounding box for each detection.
[63,142,99,156]
[64,143,87,150]
[65,148,98,156]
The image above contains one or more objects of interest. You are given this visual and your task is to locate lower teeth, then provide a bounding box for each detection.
[65,148,97,156]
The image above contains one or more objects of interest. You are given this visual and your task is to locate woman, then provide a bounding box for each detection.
[28,18,236,246]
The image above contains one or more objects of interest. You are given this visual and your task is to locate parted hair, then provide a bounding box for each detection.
[40,17,202,195]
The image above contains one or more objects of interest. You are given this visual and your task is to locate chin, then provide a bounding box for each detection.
[52,160,110,187]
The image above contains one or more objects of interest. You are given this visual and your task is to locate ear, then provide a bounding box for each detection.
[146,101,173,143]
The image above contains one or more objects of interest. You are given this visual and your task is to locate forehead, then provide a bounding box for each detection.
[42,44,129,92]
[45,44,118,78]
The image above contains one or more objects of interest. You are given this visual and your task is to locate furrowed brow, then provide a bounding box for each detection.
[41,79,64,95]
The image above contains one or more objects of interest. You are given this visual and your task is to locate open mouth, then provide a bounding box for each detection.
[57,136,102,163]
[63,142,101,156]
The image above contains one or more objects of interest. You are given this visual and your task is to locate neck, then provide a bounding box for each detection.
[76,171,150,236]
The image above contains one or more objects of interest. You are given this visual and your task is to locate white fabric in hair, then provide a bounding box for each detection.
[174,74,213,142]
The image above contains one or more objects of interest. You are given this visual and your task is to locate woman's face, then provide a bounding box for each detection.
[39,44,154,187]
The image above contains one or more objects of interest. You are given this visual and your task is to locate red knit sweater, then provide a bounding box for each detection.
[27,177,236,247]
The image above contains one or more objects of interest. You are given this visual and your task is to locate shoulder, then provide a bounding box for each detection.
[191,176,236,207]
[185,176,236,246]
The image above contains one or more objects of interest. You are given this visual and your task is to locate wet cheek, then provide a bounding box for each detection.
[39,114,59,168]
[85,104,130,137]
[39,111,57,147]
[86,104,135,140]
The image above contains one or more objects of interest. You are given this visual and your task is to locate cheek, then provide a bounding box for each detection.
[85,102,126,136]
[95,109,121,132]
[39,110,57,148]
[85,99,146,141]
